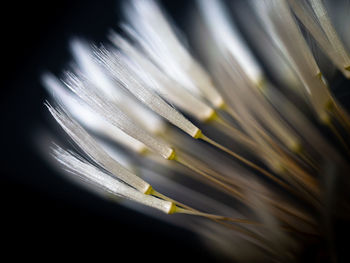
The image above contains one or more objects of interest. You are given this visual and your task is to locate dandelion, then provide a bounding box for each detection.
[41,0,350,261]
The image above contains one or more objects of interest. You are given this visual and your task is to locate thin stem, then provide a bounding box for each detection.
[213,116,257,150]
[179,152,247,189]
[174,206,257,224]
[199,133,290,190]
[151,192,263,229]
[222,104,241,122]
[174,154,246,202]
[173,152,314,225]
[298,149,319,171]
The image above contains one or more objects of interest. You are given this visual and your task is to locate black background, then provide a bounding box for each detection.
[2,0,350,262]
[1,0,218,261]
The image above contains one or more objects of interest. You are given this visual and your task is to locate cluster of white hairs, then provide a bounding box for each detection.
[42,0,350,261]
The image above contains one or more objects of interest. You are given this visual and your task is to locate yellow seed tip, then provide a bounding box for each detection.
[316,72,322,80]
[320,112,331,125]
[167,203,177,214]
[193,128,202,139]
[204,110,218,123]
[290,141,302,153]
[144,185,153,195]
[215,98,225,109]
[166,149,176,160]
[257,77,267,92]
[138,147,148,156]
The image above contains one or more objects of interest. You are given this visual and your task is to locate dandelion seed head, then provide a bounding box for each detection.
[40,0,350,261]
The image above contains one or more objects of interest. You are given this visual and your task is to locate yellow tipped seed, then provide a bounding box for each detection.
[167,202,177,214]
[319,111,331,125]
[166,148,176,160]
[316,72,322,80]
[204,110,218,123]
[214,97,225,109]
[143,185,153,195]
[290,141,302,154]
[257,77,267,92]
[193,129,202,139]
[138,147,149,156]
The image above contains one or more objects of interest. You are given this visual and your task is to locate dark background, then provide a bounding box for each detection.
[2,0,350,262]
[1,0,218,261]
